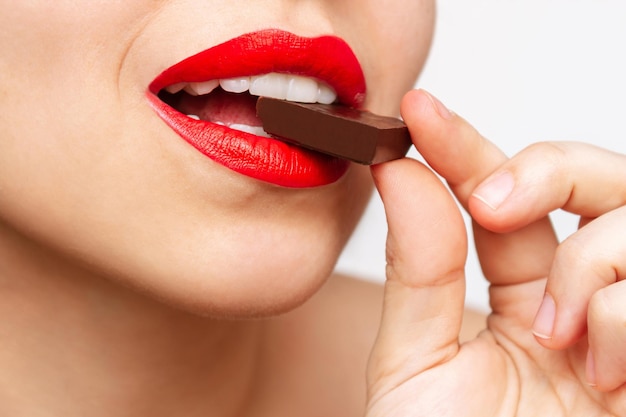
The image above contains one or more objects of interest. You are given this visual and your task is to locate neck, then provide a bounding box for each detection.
[0,223,263,416]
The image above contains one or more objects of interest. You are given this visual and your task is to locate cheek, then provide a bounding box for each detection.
[0,1,159,229]
[329,0,435,115]
[0,1,376,318]
[1,84,373,319]
[369,3,435,114]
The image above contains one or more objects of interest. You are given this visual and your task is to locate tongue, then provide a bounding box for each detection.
[176,89,261,126]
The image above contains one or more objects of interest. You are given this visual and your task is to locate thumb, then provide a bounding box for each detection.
[368,157,468,400]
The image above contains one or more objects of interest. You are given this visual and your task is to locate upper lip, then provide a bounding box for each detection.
[145,29,366,188]
[148,28,367,108]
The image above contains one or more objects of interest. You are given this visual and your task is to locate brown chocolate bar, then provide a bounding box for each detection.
[256,97,411,165]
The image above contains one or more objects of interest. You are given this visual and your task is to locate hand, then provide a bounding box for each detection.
[470,138,626,392]
[366,89,626,416]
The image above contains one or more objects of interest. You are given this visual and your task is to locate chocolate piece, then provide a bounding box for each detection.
[256,97,411,165]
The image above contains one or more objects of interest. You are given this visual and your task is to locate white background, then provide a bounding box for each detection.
[335,0,626,312]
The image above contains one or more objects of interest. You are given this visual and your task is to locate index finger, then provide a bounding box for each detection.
[470,141,626,231]
[401,90,558,296]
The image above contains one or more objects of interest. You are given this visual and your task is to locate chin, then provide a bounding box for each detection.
[82,217,347,320]
[115,176,371,320]
[118,256,337,320]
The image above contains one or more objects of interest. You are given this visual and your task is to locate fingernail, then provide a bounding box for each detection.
[586,349,597,387]
[532,293,556,340]
[422,90,453,120]
[472,171,515,211]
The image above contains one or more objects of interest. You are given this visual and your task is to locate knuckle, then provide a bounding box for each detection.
[523,141,568,161]
[553,232,619,295]
[520,141,569,181]
[588,286,623,326]
[554,235,590,273]
[588,282,626,334]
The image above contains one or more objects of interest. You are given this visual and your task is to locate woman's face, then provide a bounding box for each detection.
[0,1,434,317]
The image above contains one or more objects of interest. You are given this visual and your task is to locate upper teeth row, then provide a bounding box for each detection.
[165,72,337,104]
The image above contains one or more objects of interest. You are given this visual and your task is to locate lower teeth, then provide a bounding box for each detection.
[186,115,270,137]
[228,123,271,137]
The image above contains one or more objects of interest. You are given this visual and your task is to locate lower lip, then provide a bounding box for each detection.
[147,93,350,188]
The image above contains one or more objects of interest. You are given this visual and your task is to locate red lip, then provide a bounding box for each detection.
[147,29,367,188]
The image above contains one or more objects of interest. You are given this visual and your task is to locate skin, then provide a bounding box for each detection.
[0,1,437,416]
[0,0,432,318]
[367,90,626,416]
[1,1,624,416]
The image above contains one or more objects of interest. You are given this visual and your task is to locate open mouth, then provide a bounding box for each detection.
[147,29,366,188]
[157,72,338,138]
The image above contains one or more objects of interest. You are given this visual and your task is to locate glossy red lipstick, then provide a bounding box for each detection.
[147,29,367,188]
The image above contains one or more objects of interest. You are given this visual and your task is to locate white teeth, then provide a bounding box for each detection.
[317,83,337,105]
[184,80,219,96]
[220,77,250,93]
[249,73,289,100]
[286,76,319,103]
[185,116,269,138]
[166,72,337,104]
[187,80,219,95]
[249,73,333,103]
[228,123,271,137]
[183,85,199,96]
[165,82,186,94]
[249,73,336,103]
